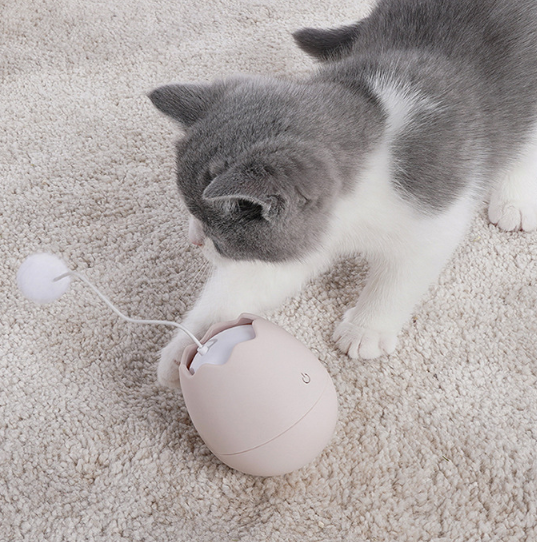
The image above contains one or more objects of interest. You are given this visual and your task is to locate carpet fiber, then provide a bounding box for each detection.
[2,0,537,540]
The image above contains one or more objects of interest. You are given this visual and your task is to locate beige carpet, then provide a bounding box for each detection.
[2,0,537,540]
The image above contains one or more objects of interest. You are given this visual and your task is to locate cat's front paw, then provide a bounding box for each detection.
[333,309,398,360]
[488,196,537,232]
[158,332,197,389]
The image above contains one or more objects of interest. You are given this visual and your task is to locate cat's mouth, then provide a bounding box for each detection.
[200,238,229,265]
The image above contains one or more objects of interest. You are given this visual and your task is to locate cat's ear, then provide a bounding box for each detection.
[293,22,362,61]
[202,169,285,221]
[148,84,221,127]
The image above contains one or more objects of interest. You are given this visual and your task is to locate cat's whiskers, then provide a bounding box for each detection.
[189,256,211,289]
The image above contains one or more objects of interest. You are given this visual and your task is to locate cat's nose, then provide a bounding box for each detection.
[188,231,205,246]
[188,216,206,247]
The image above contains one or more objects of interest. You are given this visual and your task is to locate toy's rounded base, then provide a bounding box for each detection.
[214,376,338,477]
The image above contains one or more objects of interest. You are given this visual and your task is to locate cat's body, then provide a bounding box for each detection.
[150,0,537,388]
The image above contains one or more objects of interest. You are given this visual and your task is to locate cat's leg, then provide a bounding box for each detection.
[334,196,474,360]
[158,258,320,388]
[488,126,537,232]
[333,252,435,359]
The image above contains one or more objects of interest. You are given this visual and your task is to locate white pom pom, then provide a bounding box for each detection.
[17,253,72,304]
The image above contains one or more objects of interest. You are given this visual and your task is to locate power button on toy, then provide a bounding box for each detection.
[301,373,311,384]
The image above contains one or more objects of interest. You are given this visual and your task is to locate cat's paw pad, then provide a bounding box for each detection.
[488,199,537,232]
[333,318,397,360]
[158,334,195,389]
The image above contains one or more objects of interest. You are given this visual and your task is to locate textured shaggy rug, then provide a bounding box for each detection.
[2,0,537,540]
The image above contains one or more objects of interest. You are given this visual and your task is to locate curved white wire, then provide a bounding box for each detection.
[53,271,204,349]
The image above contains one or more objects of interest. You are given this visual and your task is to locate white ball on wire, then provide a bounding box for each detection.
[17,253,72,304]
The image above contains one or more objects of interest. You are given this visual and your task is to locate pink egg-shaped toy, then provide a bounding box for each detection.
[179,314,338,477]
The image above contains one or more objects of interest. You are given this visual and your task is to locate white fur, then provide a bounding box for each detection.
[369,76,442,139]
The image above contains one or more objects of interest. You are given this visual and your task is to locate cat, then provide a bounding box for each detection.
[150,0,537,388]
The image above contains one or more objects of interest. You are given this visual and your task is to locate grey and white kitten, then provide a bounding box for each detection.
[150,0,537,388]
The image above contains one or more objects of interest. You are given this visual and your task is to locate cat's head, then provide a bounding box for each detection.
[149,77,344,262]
